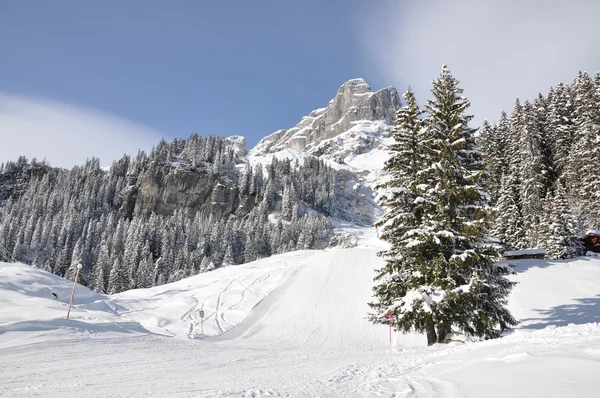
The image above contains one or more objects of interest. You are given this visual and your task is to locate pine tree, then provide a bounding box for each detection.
[107,258,131,294]
[70,236,84,276]
[244,228,259,263]
[281,179,296,221]
[478,117,510,204]
[548,84,576,180]
[547,182,577,259]
[92,239,111,292]
[518,101,548,247]
[370,66,517,346]
[90,261,106,293]
[370,86,429,340]
[371,87,424,254]
[492,174,525,250]
[223,243,235,265]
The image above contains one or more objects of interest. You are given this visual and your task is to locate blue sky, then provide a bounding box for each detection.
[1,0,599,167]
[0,1,378,161]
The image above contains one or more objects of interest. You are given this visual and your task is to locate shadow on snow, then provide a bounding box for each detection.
[519,294,600,329]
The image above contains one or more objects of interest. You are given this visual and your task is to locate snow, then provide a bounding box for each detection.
[247,120,392,181]
[247,147,312,171]
[400,287,448,313]
[503,248,548,256]
[222,135,247,158]
[3,230,600,396]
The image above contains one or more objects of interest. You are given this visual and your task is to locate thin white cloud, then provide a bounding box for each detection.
[0,94,166,168]
[359,0,600,124]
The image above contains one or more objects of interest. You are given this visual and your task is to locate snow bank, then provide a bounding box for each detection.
[0,262,147,347]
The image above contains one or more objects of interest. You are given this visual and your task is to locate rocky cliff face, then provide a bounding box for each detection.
[122,79,400,224]
[130,136,252,220]
[133,166,243,220]
[250,78,400,164]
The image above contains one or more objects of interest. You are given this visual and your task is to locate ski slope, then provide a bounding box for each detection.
[2,231,600,397]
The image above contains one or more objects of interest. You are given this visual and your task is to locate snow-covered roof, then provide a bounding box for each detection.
[586,229,600,236]
[503,248,547,256]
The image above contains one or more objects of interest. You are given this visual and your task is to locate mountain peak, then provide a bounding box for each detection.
[250,78,400,158]
[338,78,371,92]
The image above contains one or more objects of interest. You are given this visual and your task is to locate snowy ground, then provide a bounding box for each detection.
[2,229,600,397]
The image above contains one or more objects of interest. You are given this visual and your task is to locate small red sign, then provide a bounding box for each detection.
[385,313,395,319]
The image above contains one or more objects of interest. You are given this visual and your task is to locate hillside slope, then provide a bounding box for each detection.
[2,234,600,397]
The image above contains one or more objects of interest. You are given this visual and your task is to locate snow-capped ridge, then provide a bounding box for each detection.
[249,78,400,168]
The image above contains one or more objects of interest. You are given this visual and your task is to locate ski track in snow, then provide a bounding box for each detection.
[2,234,600,397]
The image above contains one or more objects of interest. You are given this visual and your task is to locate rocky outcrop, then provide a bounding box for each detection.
[133,164,251,221]
[251,78,400,156]
[131,137,251,220]
[126,79,401,224]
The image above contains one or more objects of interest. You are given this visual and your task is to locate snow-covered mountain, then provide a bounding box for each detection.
[249,78,400,183]
[3,231,600,396]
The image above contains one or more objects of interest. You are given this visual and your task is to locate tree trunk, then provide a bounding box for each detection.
[436,323,450,344]
[425,317,437,346]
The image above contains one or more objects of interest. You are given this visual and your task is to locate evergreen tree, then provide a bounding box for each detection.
[90,259,106,293]
[370,66,517,346]
[107,258,131,294]
[223,243,235,265]
[244,228,259,263]
[548,84,576,180]
[492,174,525,250]
[547,182,577,259]
[281,179,296,221]
[518,101,548,247]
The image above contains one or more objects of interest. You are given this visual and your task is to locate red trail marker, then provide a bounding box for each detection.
[385,313,396,350]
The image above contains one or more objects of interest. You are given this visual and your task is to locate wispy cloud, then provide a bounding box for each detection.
[0,94,166,168]
[359,0,600,123]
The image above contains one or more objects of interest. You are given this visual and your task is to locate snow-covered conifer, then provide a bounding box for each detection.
[547,182,577,259]
[371,67,517,345]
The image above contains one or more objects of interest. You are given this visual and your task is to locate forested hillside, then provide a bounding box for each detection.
[0,134,363,293]
[479,71,600,257]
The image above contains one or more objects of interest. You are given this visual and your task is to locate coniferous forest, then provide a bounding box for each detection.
[0,135,359,293]
[480,71,600,256]
[370,67,599,345]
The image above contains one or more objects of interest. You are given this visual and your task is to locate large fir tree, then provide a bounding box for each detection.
[370,87,425,326]
[370,66,517,346]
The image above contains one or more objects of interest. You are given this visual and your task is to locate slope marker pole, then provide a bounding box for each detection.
[66,264,82,319]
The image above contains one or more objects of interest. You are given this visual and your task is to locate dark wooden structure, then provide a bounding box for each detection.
[584,230,600,254]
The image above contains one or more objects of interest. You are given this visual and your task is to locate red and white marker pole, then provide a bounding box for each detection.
[66,263,82,319]
[385,313,396,350]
